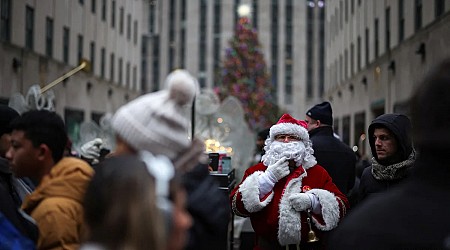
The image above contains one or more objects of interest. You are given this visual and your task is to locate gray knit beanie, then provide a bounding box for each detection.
[111,70,198,159]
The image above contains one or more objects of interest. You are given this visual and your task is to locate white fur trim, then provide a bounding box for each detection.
[239,171,274,213]
[307,189,340,231]
[270,123,309,141]
[288,193,311,212]
[277,168,308,245]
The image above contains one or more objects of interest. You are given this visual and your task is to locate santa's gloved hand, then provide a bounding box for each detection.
[266,156,289,182]
[80,138,103,163]
[289,193,315,212]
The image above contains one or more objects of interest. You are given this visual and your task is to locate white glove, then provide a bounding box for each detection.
[266,156,289,182]
[289,193,321,214]
[80,138,103,160]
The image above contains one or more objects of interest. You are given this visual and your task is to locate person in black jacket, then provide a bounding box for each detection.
[305,102,356,196]
[0,105,38,243]
[328,58,450,250]
[358,113,415,202]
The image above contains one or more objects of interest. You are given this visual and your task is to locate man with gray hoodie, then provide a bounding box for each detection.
[358,113,415,202]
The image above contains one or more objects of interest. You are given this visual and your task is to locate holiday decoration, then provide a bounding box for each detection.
[216,16,282,131]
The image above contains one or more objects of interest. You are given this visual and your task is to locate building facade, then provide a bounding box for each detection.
[325,0,450,156]
[147,0,326,119]
[0,0,149,144]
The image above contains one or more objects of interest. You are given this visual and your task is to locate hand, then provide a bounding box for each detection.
[266,156,289,182]
[289,193,312,212]
[80,138,103,160]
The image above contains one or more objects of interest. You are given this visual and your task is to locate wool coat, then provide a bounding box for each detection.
[22,157,94,250]
[231,162,348,248]
[309,126,356,194]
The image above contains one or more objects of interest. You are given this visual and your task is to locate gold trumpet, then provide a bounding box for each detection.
[306,209,319,243]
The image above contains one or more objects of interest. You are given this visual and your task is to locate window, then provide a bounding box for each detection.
[435,0,445,17]
[374,18,379,58]
[111,0,116,28]
[118,58,123,85]
[354,112,366,154]
[350,43,354,75]
[233,0,241,26]
[0,0,11,41]
[25,6,34,49]
[344,49,348,79]
[127,14,131,40]
[213,0,221,85]
[77,35,83,64]
[110,53,115,82]
[149,0,155,33]
[357,36,361,70]
[45,17,53,57]
[365,28,369,65]
[63,27,70,63]
[180,0,187,68]
[398,0,404,42]
[119,7,124,34]
[100,47,105,78]
[65,108,84,146]
[198,0,207,86]
[285,0,293,103]
[90,42,95,74]
[271,0,278,96]
[101,0,106,21]
[133,20,137,45]
[342,116,351,146]
[132,66,137,89]
[385,8,391,50]
[252,0,258,29]
[415,0,422,31]
[126,62,130,87]
[91,0,96,13]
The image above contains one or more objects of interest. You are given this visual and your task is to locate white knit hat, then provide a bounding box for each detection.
[111,70,198,160]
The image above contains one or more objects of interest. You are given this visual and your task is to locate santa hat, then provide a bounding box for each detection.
[269,114,310,141]
[111,69,198,160]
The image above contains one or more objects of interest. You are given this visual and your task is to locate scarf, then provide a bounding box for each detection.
[371,150,416,180]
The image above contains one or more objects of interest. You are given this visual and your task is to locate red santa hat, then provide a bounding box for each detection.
[269,114,309,141]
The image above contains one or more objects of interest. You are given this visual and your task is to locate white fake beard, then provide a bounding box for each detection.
[262,141,306,167]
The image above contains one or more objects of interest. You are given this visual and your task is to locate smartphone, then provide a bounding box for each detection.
[208,153,220,171]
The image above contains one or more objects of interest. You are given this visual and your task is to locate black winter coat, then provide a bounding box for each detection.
[309,126,356,195]
[0,158,38,243]
[358,114,415,202]
[329,154,450,249]
[182,163,230,250]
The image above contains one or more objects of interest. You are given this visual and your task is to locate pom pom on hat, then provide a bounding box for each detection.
[269,114,309,141]
[166,69,198,106]
[111,70,198,160]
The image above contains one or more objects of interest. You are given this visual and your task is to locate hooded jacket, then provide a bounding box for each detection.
[359,114,415,201]
[21,157,94,250]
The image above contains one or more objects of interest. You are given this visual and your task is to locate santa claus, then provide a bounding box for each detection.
[231,114,348,249]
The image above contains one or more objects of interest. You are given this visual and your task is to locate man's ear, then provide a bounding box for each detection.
[316,120,322,127]
[37,144,52,161]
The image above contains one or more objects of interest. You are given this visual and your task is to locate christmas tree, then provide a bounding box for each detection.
[216,16,282,131]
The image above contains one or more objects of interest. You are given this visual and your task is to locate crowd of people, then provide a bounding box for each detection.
[1,59,450,250]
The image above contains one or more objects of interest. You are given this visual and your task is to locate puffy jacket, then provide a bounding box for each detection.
[22,157,94,250]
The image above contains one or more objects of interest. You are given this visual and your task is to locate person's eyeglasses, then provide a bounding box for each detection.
[274,134,300,142]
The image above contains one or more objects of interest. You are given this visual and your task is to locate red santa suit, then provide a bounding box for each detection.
[230,114,348,248]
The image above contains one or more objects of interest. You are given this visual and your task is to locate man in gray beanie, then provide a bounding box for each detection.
[110,69,230,250]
